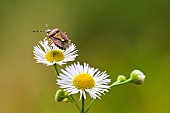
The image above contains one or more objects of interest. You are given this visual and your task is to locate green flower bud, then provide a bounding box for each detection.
[130,70,145,85]
[117,75,126,82]
[55,89,68,102]
[63,98,71,103]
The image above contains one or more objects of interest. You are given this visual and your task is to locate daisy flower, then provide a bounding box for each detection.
[33,38,78,66]
[57,62,111,100]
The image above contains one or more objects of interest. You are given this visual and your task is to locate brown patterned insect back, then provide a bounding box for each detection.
[33,24,71,50]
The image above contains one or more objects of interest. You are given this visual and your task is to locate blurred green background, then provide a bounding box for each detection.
[0,0,170,113]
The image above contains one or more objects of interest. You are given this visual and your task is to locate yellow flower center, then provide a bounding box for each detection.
[73,73,95,90]
[45,50,64,62]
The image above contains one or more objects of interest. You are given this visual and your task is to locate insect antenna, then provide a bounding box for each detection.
[33,30,45,32]
[33,24,51,33]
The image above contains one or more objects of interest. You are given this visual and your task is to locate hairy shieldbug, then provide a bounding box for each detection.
[33,24,71,50]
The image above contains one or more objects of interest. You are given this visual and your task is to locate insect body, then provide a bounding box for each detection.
[34,24,71,50]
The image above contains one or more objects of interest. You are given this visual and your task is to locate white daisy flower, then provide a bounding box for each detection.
[33,38,78,66]
[57,62,111,100]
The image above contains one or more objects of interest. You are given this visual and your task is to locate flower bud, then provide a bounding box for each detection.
[117,75,126,82]
[55,89,68,102]
[130,70,145,85]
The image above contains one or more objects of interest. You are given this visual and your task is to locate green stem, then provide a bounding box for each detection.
[81,78,133,113]
[81,78,132,113]
[110,78,132,88]
[82,96,85,113]
[53,64,60,76]
[69,95,81,112]
[84,99,95,113]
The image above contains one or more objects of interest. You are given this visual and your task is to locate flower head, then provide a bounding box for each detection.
[33,38,78,66]
[57,62,111,100]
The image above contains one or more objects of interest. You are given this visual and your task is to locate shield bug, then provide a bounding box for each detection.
[33,24,71,50]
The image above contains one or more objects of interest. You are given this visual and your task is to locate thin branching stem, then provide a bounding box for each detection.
[84,99,95,113]
[53,64,60,76]
[110,78,132,88]
[82,96,85,113]
[69,95,81,112]
[84,78,133,113]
